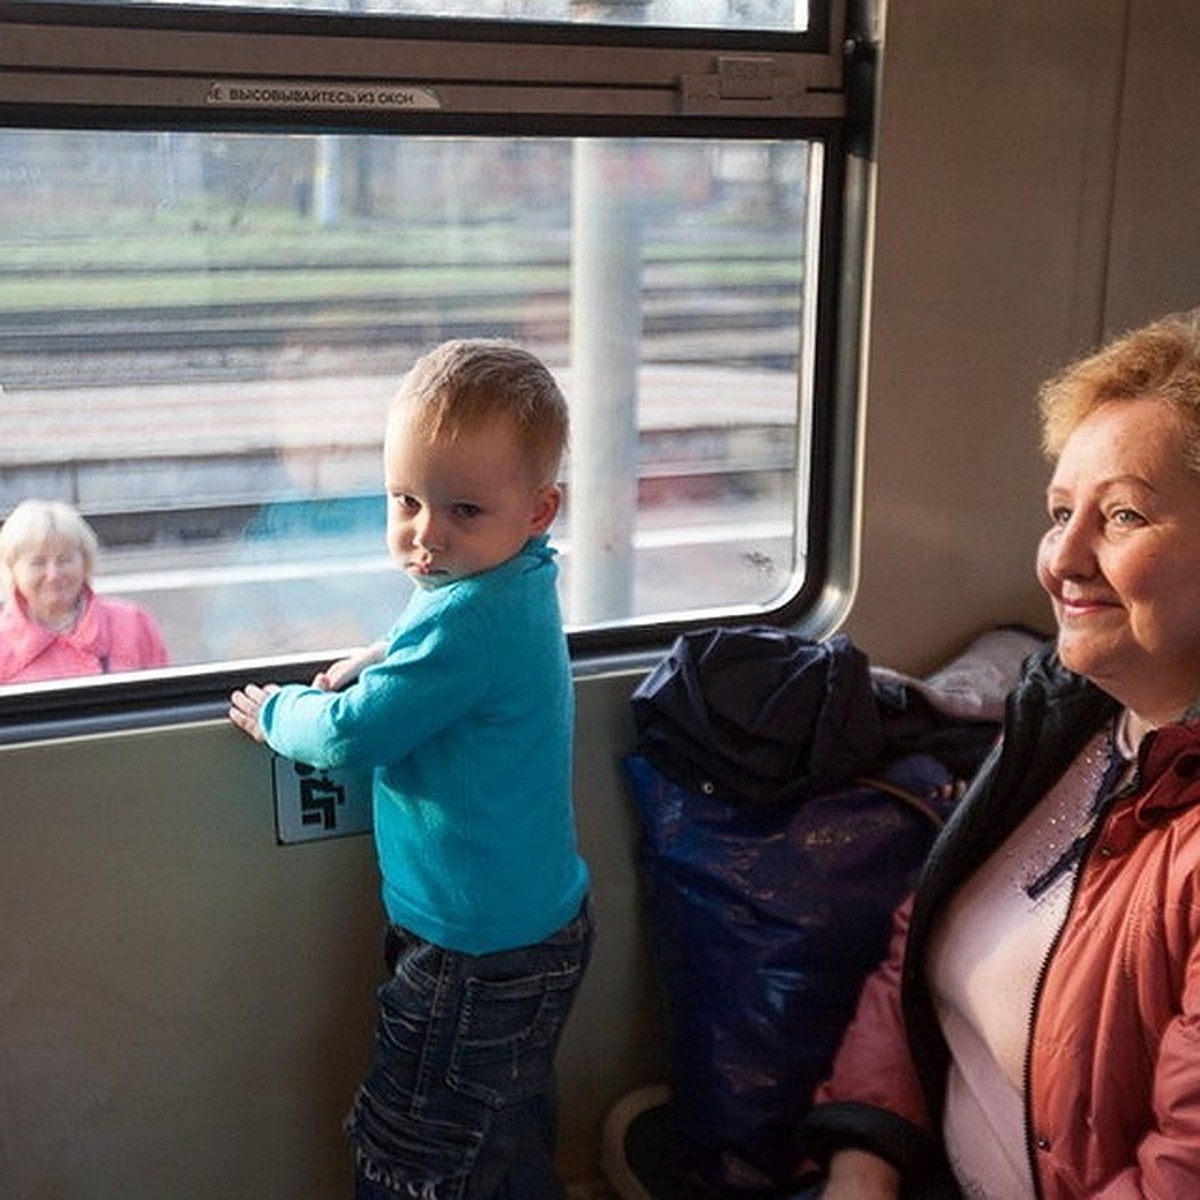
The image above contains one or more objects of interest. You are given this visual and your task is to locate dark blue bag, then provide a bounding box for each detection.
[624,628,974,1198]
[630,628,886,809]
[624,752,953,1198]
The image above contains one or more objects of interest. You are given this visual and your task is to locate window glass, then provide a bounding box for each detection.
[0,129,813,673]
[70,0,811,34]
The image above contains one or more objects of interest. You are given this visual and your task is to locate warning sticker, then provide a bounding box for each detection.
[273,756,374,844]
[207,80,442,111]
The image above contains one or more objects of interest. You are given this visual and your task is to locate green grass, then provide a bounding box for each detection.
[0,203,802,311]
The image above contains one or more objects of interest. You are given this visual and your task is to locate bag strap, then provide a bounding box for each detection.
[851,776,949,830]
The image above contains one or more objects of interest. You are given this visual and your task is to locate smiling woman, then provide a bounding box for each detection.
[0,498,170,682]
[797,308,1200,1200]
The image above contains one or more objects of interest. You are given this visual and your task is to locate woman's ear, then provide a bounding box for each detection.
[530,484,562,534]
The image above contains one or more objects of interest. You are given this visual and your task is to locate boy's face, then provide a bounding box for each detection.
[384,412,560,585]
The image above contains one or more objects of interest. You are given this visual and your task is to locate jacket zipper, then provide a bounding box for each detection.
[1023,873,1074,1200]
[1020,744,1139,1199]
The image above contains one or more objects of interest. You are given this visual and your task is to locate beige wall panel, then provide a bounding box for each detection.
[0,672,662,1197]
[0,723,380,1197]
[1104,0,1200,331]
[846,0,1129,671]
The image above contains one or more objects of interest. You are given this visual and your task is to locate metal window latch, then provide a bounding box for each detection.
[679,55,844,118]
[717,55,777,99]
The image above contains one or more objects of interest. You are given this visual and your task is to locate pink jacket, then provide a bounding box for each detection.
[809,718,1200,1199]
[0,586,168,683]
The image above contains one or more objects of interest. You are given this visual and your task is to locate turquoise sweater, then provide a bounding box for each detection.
[259,535,589,954]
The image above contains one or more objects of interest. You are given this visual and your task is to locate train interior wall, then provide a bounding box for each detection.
[3,0,1200,1195]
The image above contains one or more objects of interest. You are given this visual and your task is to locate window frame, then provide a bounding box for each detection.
[0,0,874,737]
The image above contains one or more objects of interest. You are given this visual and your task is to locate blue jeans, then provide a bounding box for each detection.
[347,900,595,1200]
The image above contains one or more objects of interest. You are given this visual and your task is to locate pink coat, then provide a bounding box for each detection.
[0,586,169,683]
[811,720,1200,1198]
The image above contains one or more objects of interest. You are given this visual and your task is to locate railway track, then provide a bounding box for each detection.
[0,294,799,387]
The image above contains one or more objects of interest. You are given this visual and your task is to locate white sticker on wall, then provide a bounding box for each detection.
[272,756,374,844]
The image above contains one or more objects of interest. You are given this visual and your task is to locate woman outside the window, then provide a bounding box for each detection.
[0,498,168,683]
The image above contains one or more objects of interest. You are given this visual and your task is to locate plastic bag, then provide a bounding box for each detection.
[625,750,955,1198]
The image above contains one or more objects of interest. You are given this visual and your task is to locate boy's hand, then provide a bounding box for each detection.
[229,683,279,742]
[312,642,385,691]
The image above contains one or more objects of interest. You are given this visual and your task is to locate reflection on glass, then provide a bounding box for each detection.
[0,129,812,669]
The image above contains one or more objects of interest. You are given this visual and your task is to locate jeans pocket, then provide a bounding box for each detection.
[376,940,443,1064]
[448,960,583,1109]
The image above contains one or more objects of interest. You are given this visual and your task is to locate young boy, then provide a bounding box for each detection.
[229,339,592,1200]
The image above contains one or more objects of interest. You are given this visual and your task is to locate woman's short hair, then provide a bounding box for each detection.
[1039,308,1200,468]
[390,338,570,487]
[0,499,99,595]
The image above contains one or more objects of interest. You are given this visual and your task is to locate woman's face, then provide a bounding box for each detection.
[10,534,88,627]
[1037,395,1200,724]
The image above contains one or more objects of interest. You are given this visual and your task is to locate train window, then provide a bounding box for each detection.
[0,0,867,714]
[71,1,811,35]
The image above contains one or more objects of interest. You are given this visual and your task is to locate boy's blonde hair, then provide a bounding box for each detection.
[390,339,569,486]
[1039,308,1200,469]
[0,498,99,596]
